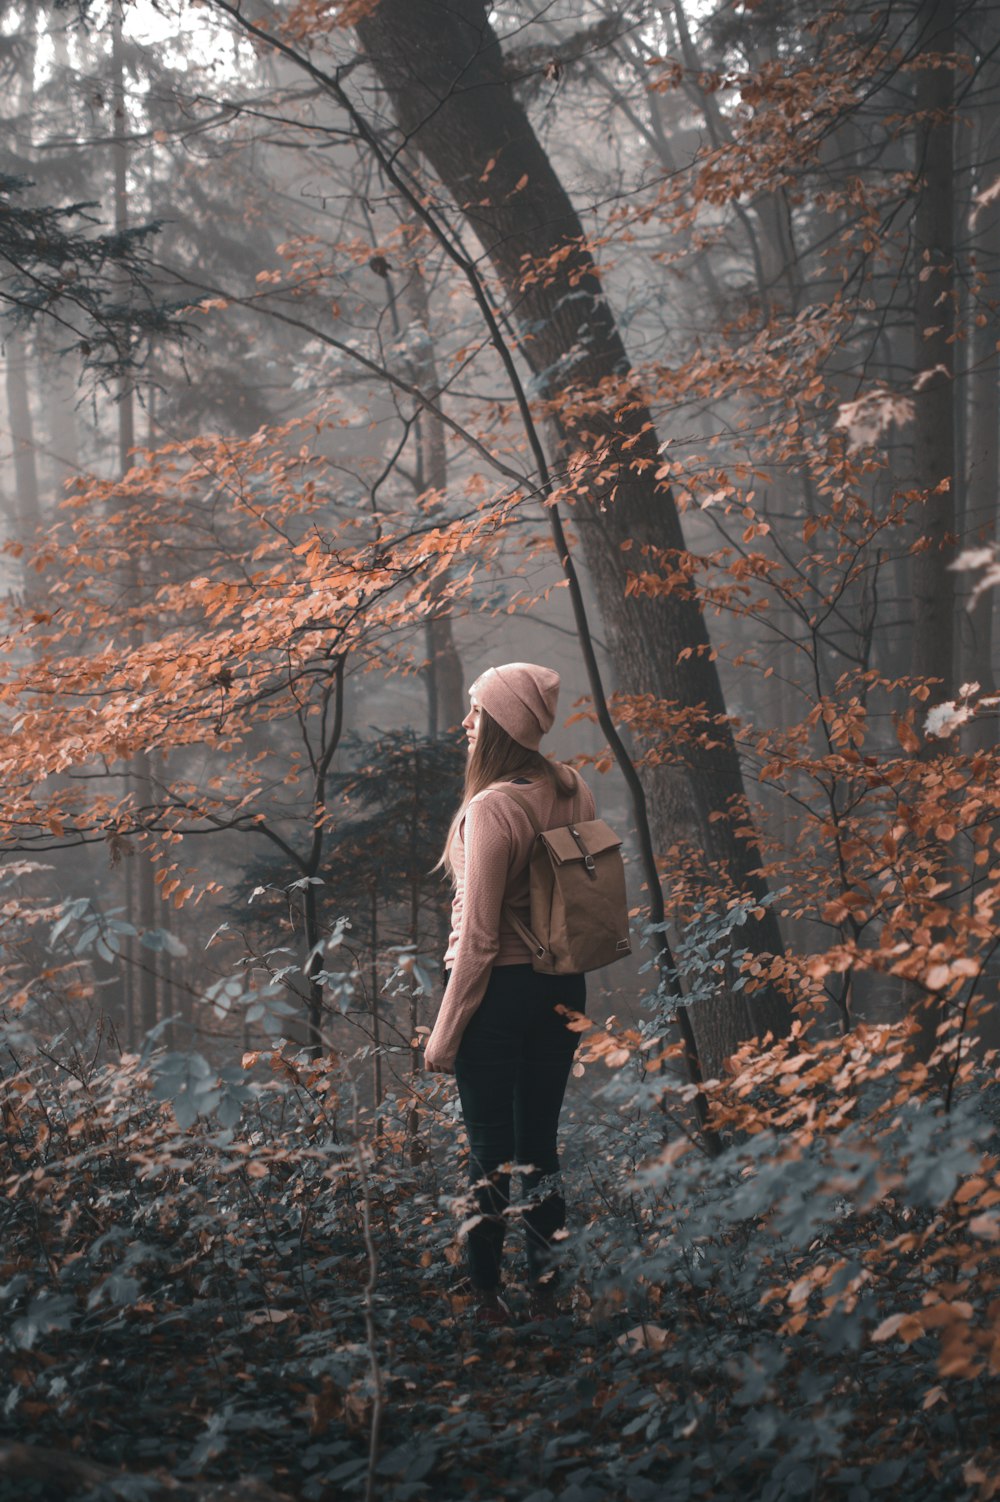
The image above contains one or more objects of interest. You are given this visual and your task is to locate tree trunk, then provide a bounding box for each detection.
[397,218,466,735]
[957,33,1000,1047]
[7,19,42,588]
[407,765,423,1161]
[356,0,790,1063]
[671,0,801,313]
[910,0,956,697]
[134,759,159,1036]
[907,0,957,1066]
[370,882,382,1133]
[5,334,41,559]
[109,1,158,1041]
[304,878,323,1054]
[960,57,1000,748]
[40,351,80,500]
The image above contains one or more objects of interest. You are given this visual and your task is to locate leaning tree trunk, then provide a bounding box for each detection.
[355,0,791,1060]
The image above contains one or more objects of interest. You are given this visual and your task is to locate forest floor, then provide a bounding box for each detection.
[1,1056,997,1502]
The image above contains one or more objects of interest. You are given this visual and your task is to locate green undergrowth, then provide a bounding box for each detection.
[1,1027,998,1502]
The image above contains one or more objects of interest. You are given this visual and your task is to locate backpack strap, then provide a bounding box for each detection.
[492,769,582,829]
[489,775,585,961]
[492,783,543,836]
[503,903,548,961]
[489,784,547,959]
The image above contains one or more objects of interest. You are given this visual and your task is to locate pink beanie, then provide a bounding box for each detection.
[471,662,560,751]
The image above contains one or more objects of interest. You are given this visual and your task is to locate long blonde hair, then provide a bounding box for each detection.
[437,706,577,880]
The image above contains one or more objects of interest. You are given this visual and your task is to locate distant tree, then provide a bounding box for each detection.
[0,173,177,375]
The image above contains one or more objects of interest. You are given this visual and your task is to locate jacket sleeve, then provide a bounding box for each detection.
[425,793,515,1069]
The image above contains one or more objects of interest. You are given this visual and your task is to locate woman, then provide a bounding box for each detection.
[424,662,596,1326]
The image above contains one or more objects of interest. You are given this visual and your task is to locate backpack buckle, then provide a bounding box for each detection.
[570,826,598,878]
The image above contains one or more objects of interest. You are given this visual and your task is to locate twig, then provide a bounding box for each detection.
[353,1109,384,1502]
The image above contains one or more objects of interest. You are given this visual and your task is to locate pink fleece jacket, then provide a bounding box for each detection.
[425,769,596,1069]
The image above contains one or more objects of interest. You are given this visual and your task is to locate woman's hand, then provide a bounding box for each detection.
[423,1049,455,1075]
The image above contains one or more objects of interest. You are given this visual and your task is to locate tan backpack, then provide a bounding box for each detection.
[497,776,632,975]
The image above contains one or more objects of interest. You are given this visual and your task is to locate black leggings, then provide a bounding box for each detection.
[451,963,586,1291]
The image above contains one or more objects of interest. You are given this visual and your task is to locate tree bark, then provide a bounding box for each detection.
[7,19,42,589]
[960,51,1000,748]
[356,0,791,1061]
[112,0,159,1041]
[397,218,466,735]
[5,333,41,558]
[910,0,956,696]
[907,0,958,1067]
[370,880,382,1131]
[304,876,323,1052]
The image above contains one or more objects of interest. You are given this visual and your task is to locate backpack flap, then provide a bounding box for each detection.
[538,818,621,868]
[493,784,631,974]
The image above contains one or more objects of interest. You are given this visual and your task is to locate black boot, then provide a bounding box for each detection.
[523,1183,566,1291]
[472,1287,512,1328]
